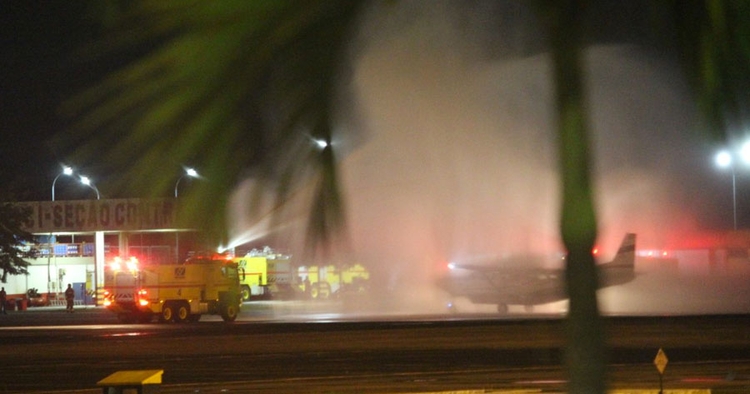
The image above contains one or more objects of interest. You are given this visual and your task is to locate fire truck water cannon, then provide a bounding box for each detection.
[102,254,242,324]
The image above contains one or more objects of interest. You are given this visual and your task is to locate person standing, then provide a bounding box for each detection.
[0,287,6,314]
[303,276,311,299]
[64,284,75,313]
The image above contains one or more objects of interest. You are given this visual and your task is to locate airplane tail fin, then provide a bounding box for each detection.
[607,233,636,268]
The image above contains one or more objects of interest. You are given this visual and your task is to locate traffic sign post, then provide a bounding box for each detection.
[654,348,668,394]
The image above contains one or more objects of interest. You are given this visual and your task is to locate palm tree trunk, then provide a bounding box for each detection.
[542,1,605,392]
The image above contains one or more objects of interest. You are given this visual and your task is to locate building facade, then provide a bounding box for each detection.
[6,198,196,304]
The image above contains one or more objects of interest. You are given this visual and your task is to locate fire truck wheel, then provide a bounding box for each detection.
[175,303,190,323]
[317,281,331,299]
[161,303,176,323]
[221,303,238,322]
[241,286,251,301]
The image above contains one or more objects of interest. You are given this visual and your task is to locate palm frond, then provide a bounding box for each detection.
[61,0,365,246]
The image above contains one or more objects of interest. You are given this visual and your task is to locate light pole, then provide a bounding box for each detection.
[51,166,73,201]
[174,167,198,198]
[79,176,101,199]
[48,168,103,303]
[715,143,750,230]
[78,175,102,306]
[49,166,73,298]
[174,168,199,262]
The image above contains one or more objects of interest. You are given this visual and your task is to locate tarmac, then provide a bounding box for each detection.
[0,303,117,327]
[2,302,106,313]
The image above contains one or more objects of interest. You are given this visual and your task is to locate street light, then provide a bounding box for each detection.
[51,166,73,201]
[77,175,103,306]
[715,143,750,230]
[79,176,101,199]
[49,165,73,297]
[313,138,328,149]
[174,168,199,263]
[49,167,103,303]
[174,167,199,198]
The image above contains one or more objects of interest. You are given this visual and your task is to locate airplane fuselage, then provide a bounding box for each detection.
[438,233,637,312]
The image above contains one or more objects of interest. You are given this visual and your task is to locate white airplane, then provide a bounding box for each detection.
[438,233,636,313]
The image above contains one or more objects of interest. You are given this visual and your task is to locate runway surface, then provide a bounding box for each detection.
[0,303,749,393]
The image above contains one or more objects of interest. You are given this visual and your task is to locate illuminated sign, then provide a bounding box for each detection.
[18,198,180,233]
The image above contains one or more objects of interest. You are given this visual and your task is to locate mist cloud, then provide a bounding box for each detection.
[230,1,732,313]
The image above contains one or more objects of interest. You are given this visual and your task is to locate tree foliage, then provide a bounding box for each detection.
[669,0,750,136]
[0,201,38,283]
[60,0,364,248]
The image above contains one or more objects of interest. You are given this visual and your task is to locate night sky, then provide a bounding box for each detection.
[1,1,107,201]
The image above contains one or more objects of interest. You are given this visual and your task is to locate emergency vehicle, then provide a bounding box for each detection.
[297,263,370,299]
[233,247,294,300]
[102,254,242,323]
[233,246,370,300]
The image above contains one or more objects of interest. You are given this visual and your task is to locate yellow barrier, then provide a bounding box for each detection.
[97,369,163,393]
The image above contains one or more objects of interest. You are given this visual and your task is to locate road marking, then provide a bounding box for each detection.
[400,390,710,394]
[609,390,710,394]
[402,391,541,394]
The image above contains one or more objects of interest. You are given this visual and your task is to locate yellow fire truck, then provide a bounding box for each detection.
[102,254,242,323]
[233,247,295,301]
[233,246,370,300]
[297,263,370,299]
